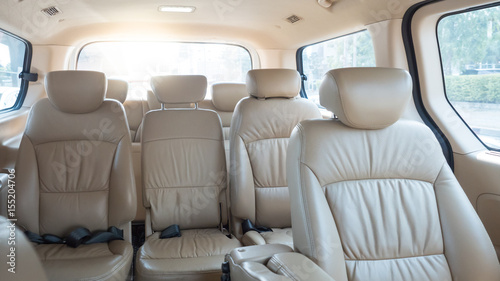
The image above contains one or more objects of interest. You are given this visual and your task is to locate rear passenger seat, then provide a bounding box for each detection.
[136,75,241,281]
[199,82,247,164]
[106,78,149,222]
[106,78,148,142]
[114,84,246,224]
[230,69,322,248]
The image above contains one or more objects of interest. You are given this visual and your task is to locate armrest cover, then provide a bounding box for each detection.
[267,253,335,281]
[228,244,293,265]
[226,245,335,281]
[241,231,266,246]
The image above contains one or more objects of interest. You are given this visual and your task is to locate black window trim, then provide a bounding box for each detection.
[0,28,33,113]
[402,0,456,169]
[436,2,500,152]
[296,29,372,99]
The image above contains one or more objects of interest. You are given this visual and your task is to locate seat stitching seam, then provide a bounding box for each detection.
[345,253,446,262]
[143,137,221,143]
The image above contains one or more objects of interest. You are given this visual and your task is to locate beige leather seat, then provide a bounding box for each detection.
[199,83,247,166]
[0,216,48,281]
[284,67,500,280]
[136,75,242,281]
[15,71,136,281]
[106,78,149,222]
[230,69,321,248]
[105,78,148,143]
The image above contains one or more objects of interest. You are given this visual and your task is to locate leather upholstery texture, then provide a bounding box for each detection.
[35,240,133,281]
[319,67,411,129]
[225,245,334,281]
[246,69,301,99]
[150,75,207,104]
[286,68,500,281]
[15,71,136,281]
[138,75,242,280]
[230,69,321,245]
[106,78,128,104]
[0,216,48,281]
[136,229,241,281]
[45,70,107,114]
[211,83,247,112]
[141,109,227,231]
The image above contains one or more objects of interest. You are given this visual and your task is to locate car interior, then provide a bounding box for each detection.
[0,0,500,280]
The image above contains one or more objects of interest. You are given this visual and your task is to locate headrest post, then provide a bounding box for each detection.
[161,103,165,110]
[194,103,198,109]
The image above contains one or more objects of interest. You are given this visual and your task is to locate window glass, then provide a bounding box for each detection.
[301,30,376,105]
[438,6,500,149]
[77,42,252,99]
[0,31,27,111]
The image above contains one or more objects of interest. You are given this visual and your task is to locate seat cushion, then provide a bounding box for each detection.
[35,240,133,281]
[241,228,293,249]
[136,229,242,281]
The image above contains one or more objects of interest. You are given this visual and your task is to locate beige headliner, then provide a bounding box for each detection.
[0,0,423,49]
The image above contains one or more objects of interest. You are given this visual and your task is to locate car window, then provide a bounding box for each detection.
[438,5,500,150]
[77,42,252,99]
[0,30,29,112]
[300,30,376,105]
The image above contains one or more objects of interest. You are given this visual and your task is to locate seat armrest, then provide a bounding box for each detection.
[225,245,335,281]
[228,244,293,265]
[266,253,335,280]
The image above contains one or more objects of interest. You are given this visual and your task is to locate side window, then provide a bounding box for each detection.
[300,30,376,105]
[438,6,500,150]
[0,30,29,112]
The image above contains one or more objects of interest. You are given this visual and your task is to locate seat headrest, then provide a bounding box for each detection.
[246,69,301,99]
[150,75,207,104]
[319,67,412,130]
[211,83,247,112]
[106,78,128,103]
[45,71,107,114]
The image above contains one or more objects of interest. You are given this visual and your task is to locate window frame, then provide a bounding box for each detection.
[296,29,373,99]
[0,28,32,113]
[436,2,500,152]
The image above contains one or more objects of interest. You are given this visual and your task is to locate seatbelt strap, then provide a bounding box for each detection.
[241,219,272,234]
[25,226,124,248]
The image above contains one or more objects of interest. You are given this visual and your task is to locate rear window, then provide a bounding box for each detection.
[300,30,376,105]
[0,30,30,112]
[77,42,252,99]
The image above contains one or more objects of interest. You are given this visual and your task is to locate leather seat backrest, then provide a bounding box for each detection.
[230,69,321,232]
[142,75,227,232]
[16,71,136,237]
[200,83,247,141]
[106,78,148,142]
[287,67,500,281]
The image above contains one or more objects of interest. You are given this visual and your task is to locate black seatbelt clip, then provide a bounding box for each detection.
[160,224,181,239]
[19,72,38,82]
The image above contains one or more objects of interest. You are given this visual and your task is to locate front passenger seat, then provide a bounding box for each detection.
[230,69,321,248]
[15,71,136,281]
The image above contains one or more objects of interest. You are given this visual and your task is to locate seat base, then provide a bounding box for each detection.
[136,228,242,281]
[241,228,293,249]
[35,240,133,281]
